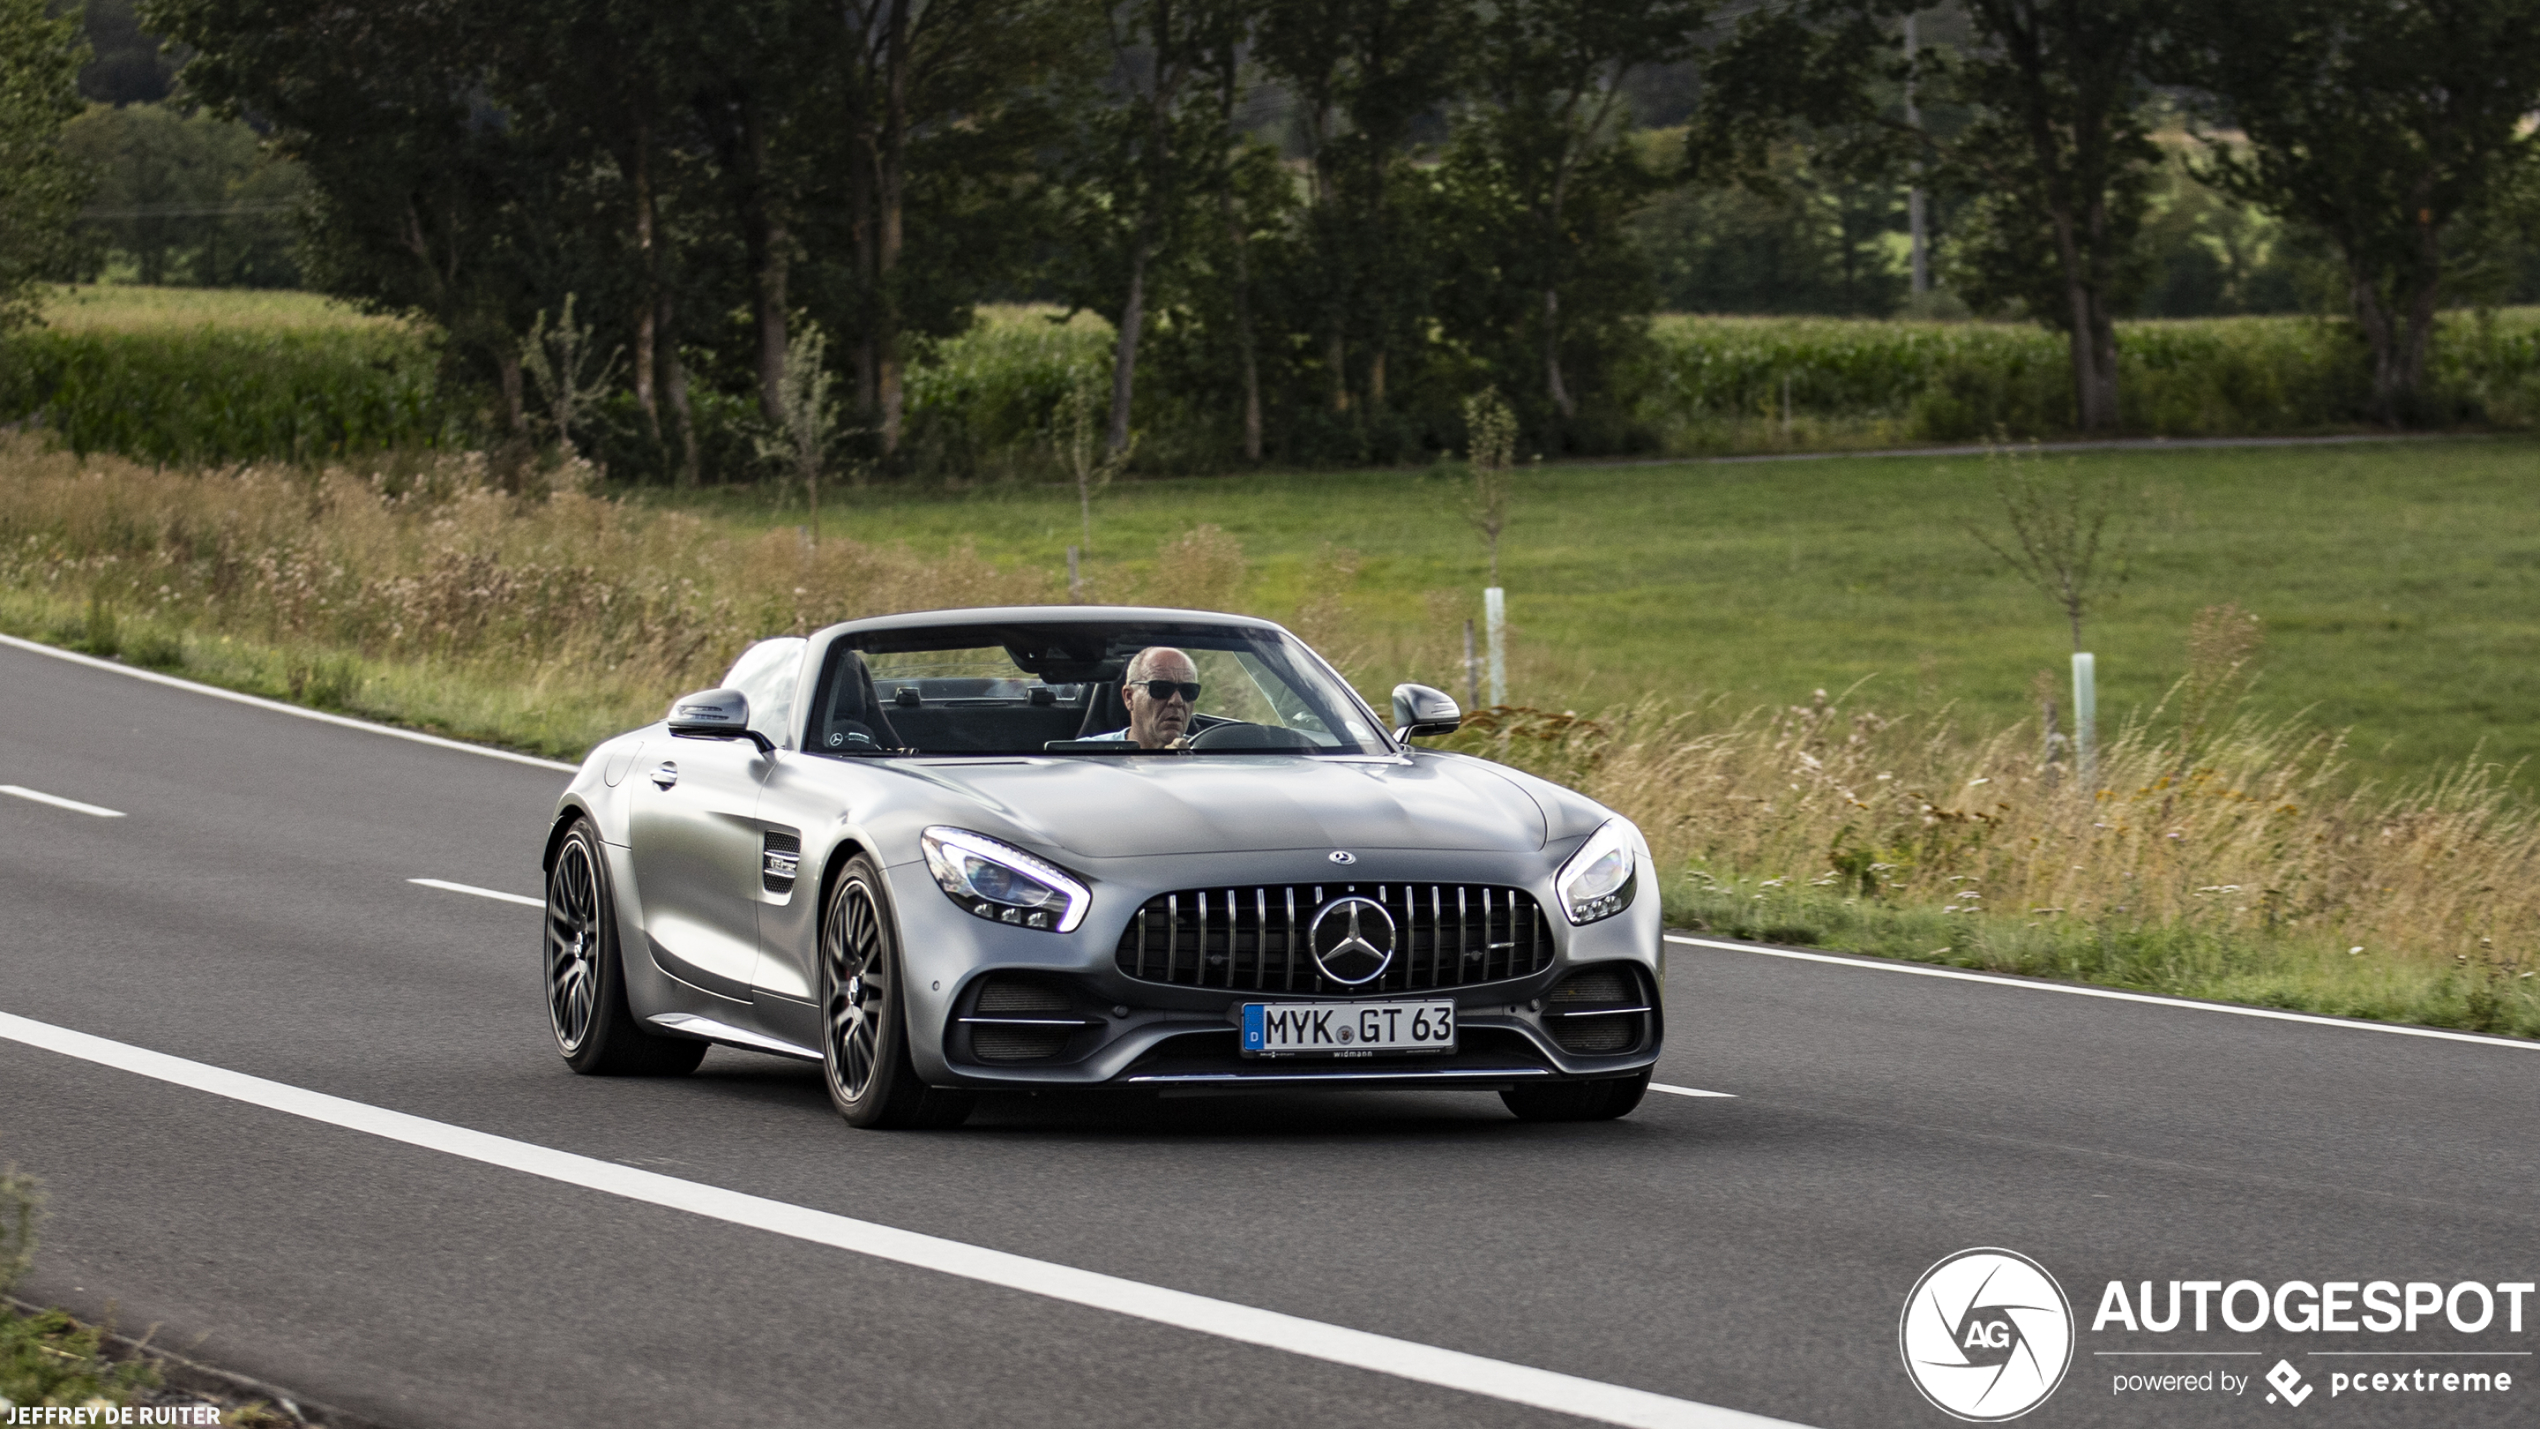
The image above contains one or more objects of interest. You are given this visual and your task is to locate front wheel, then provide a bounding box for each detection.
[820,857,974,1130]
[1501,1069,1650,1123]
[545,819,707,1076]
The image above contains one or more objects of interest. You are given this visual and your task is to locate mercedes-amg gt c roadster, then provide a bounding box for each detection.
[541,607,1663,1128]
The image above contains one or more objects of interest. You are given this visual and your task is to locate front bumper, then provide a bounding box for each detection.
[883,845,1666,1090]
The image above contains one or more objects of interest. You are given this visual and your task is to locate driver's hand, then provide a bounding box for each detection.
[1165,734,1192,750]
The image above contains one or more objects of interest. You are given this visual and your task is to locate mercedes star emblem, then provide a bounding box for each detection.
[1308,895,1396,986]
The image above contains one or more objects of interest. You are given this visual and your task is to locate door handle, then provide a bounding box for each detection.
[648,761,679,789]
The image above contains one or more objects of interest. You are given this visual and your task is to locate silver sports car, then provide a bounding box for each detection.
[541,607,1662,1128]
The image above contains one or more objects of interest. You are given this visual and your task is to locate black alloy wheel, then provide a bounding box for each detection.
[820,855,975,1129]
[1500,1068,1651,1123]
[545,819,707,1076]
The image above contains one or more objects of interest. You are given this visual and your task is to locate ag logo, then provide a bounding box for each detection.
[1900,1248,2074,1421]
[1308,896,1395,985]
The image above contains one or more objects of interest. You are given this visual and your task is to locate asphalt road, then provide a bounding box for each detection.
[2,635,2535,1429]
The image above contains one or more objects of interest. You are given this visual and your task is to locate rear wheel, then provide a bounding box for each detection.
[545,819,707,1076]
[821,856,974,1130]
[1501,1069,1650,1123]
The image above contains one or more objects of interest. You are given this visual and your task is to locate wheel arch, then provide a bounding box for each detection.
[813,831,887,927]
[542,796,600,873]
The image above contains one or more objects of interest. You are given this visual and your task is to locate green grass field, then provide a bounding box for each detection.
[650,435,2540,791]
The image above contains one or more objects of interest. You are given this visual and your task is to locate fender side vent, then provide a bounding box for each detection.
[761,830,802,893]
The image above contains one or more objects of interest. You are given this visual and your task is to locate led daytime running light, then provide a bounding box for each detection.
[1555,818,1639,926]
[921,827,1090,934]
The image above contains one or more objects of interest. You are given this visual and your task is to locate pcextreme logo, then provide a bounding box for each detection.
[1901,1248,2077,1421]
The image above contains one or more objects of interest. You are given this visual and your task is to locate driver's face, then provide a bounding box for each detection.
[1124,650,1199,749]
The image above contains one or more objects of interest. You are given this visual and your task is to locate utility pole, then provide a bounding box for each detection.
[1905,12,1929,297]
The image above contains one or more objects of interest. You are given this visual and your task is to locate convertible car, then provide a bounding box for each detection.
[541,607,1663,1128]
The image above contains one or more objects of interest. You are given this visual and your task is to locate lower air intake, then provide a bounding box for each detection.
[971,1025,1074,1062]
[1542,964,1652,1056]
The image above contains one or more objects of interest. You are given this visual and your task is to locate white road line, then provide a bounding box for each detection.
[0,1009,1810,1429]
[410,877,544,908]
[1664,934,2540,1053]
[1649,1084,1736,1099]
[0,633,578,773]
[0,785,126,819]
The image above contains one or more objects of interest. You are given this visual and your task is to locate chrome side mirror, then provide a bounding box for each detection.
[1391,683,1462,740]
[666,687,772,754]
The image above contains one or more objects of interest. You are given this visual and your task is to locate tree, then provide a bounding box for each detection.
[1964,442,2132,652]
[0,0,89,332]
[1256,0,1469,430]
[145,0,554,427]
[831,0,1085,456]
[1703,1,2170,433]
[1450,0,1705,430]
[1055,0,1243,458]
[2158,0,2540,423]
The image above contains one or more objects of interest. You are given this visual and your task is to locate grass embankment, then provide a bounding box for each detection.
[2,434,2533,1035]
[1,1165,160,1412]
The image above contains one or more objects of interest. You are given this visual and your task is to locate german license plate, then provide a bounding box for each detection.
[1241,1000,1455,1057]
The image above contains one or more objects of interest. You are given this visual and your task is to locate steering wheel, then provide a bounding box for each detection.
[1188,721,1323,752]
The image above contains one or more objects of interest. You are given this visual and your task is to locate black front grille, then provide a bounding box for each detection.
[1115,883,1554,995]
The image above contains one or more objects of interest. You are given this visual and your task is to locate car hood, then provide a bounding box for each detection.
[883,754,1550,860]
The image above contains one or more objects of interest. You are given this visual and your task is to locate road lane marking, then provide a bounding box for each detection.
[1665,934,2540,1053]
[0,1009,1811,1429]
[410,878,544,908]
[0,633,577,773]
[0,785,126,818]
[1650,1084,1735,1099]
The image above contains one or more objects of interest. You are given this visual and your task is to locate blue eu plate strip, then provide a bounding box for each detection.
[1241,1003,1264,1052]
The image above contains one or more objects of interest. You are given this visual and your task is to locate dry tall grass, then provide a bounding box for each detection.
[1448,691,2540,1033]
[0,437,1051,751]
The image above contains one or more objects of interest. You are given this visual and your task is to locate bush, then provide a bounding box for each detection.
[0,323,449,464]
[1634,308,2540,453]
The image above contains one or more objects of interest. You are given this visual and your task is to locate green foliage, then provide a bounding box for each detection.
[0,0,90,332]
[2159,0,2540,422]
[56,101,307,288]
[1631,308,2540,449]
[0,321,448,463]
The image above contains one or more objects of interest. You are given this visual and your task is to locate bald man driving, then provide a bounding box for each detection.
[1090,647,1201,749]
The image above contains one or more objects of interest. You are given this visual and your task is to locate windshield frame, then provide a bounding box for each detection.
[798,615,1398,760]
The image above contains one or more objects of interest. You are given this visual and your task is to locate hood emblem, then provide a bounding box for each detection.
[1328,850,1356,865]
[1309,896,1396,986]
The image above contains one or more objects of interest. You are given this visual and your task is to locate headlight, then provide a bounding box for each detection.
[921,827,1090,933]
[1554,818,1638,925]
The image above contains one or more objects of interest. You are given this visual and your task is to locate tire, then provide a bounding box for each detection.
[1500,1069,1650,1123]
[820,855,975,1130]
[545,818,708,1077]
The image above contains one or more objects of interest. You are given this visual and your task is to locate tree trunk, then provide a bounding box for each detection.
[632,120,660,443]
[658,289,698,487]
[497,349,526,436]
[1543,287,1574,420]
[2051,211,2121,433]
[1109,231,1148,455]
[1228,204,1262,461]
[875,0,910,455]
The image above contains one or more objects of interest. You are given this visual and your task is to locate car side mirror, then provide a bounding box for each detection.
[666,687,773,754]
[1391,682,1462,740]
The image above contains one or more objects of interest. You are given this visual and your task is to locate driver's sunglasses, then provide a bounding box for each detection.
[1137,679,1202,704]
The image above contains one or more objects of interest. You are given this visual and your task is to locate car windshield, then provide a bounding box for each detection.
[803,618,1389,757]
